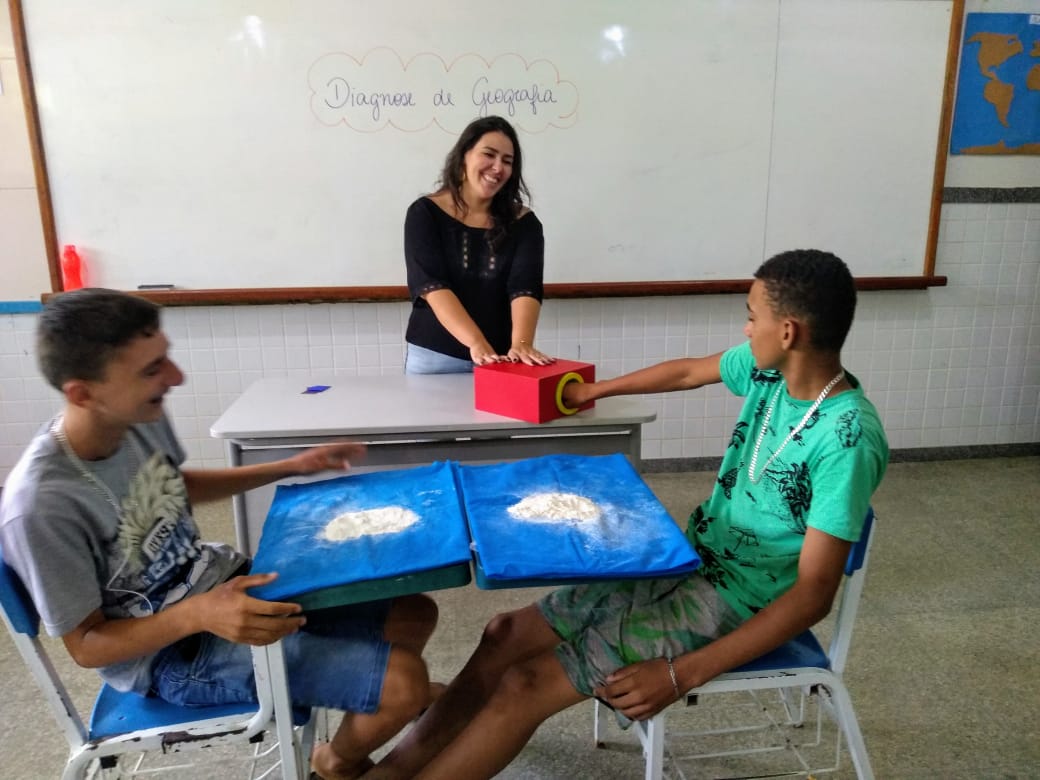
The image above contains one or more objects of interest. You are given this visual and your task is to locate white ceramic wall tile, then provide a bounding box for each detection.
[188,349,216,374]
[203,308,231,346]
[188,369,218,394]
[308,345,333,370]
[306,306,333,347]
[184,309,212,342]
[258,309,286,343]
[285,347,310,371]
[378,343,404,369]
[332,345,358,372]
[262,348,288,372]
[236,347,263,372]
[281,307,310,347]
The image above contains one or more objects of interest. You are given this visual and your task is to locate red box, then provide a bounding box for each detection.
[473,359,596,423]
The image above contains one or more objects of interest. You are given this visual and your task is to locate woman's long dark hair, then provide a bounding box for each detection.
[435,115,531,250]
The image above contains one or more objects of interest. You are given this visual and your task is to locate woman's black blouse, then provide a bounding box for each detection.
[404,197,545,360]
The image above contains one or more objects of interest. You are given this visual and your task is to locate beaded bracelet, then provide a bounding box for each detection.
[665,657,681,700]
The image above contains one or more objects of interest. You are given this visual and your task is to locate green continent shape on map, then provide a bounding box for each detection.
[968,31,1024,127]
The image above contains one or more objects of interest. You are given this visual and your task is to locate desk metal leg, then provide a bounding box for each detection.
[629,426,643,472]
[264,641,303,779]
[225,440,253,553]
[231,444,298,776]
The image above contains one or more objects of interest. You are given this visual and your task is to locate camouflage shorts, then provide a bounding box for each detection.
[537,571,743,699]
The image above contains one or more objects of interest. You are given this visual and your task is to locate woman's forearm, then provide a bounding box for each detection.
[423,289,491,351]
[510,296,542,348]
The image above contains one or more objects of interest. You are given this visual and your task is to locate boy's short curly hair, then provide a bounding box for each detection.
[37,288,160,390]
[754,250,856,352]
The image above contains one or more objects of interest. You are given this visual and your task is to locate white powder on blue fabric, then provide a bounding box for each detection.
[507,492,602,523]
[320,506,419,541]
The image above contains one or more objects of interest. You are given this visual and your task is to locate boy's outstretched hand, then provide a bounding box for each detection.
[286,441,366,475]
[562,379,595,409]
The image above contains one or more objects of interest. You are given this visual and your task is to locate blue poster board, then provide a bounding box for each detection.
[951,13,1040,154]
[456,454,700,586]
[249,462,472,603]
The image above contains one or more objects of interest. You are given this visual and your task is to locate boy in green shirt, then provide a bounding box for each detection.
[370,249,888,780]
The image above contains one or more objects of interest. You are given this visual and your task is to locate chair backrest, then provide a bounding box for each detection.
[828,507,876,675]
[0,544,91,749]
[0,543,39,636]
[844,507,874,577]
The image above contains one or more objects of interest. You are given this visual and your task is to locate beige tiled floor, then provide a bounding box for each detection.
[2,456,1038,778]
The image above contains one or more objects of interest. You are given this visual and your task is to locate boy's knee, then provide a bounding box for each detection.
[381,647,431,717]
[481,609,528,649]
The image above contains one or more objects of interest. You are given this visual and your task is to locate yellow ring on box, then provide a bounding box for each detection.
[555,372,585,415]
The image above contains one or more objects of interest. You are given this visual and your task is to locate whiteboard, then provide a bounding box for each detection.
[18,0,953,290]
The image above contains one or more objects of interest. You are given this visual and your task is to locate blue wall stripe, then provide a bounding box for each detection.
[0,301,44,314]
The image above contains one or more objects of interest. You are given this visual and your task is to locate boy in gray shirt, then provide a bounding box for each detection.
[0,288,438,780]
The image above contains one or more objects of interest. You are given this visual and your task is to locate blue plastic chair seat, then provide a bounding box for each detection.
[730,629,831,675]
[91,684,310,739]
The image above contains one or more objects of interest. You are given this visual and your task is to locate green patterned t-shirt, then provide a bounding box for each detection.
[688,342,888,619]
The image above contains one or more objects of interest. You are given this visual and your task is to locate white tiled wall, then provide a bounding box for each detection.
[2,201,1038,479]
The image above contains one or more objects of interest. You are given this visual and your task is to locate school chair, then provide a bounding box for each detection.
[0,544,319,780]
[593,508,877,780]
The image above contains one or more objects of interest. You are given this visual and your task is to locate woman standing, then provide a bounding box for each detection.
[404,116,554,374]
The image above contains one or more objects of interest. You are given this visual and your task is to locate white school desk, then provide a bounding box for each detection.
[209,373,655,778]
[211,373,656,555]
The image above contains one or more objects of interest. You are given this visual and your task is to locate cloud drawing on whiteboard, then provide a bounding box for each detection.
[309,47,579,133]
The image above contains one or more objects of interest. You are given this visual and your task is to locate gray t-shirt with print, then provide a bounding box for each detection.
[0,415,246,693]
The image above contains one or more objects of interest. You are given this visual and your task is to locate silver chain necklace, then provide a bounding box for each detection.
[747,371,845,484]
[50,416,144,518]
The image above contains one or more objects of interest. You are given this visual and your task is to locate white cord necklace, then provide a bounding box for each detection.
[747,371,845,484]
[50,416,143,518]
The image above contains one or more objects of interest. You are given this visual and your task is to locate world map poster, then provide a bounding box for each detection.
[951,12,1040,154]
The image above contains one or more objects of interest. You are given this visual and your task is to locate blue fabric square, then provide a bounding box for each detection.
[456,454,700,582]
[249,462,471,601]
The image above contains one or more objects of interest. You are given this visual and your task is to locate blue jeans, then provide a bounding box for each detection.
[404,343,473,375]
[150,600,392,713]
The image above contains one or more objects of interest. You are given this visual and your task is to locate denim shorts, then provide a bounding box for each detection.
[150,599,392,714]
[404,342,474,374]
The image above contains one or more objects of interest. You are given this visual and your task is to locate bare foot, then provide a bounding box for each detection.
[310,742,374,780]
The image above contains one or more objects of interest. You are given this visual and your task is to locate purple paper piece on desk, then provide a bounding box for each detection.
[303,385,331,394]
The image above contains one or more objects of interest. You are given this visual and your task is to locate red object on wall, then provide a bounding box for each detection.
[474,359,596,424]
[60,245,85,290]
